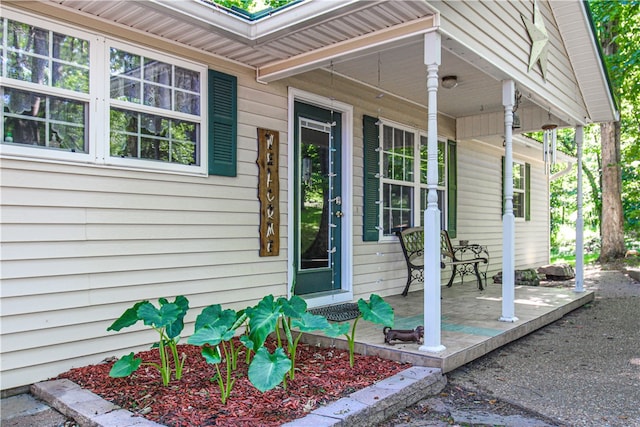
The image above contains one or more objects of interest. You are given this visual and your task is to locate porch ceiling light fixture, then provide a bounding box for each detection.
[441,75,458,89]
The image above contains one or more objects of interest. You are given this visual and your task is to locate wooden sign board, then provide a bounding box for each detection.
[257,128,279,256]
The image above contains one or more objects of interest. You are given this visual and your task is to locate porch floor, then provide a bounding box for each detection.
[300,283,594,373]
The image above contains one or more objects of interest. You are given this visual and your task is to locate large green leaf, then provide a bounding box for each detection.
[137,302,180,329]
[107,301,147,331]
[109,352,142,378]
[292,311,330,332]
[248,347,291,392]
[165,296,189,339]
[358,294,394,327]
[323,322,351,338]
[201,346,222,365]
[279,295,307,318]
[195,304,237,331]
[247,295,282,349]
[188,324,235,347]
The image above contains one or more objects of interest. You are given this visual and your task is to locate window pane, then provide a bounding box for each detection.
[144,84,171,110]
[7,49,49,85]
[175,91,200,115]
[4,21,89,93]
[513,163,524,189]
[175,67,199,91]
[9,21,48,55]
[513,193,524,218]
[110,108,199,165]
[110,48,141,78]
[2,87,87,152]
[383,183,413,235]
[110,76,141,103]
[144,59,171,85]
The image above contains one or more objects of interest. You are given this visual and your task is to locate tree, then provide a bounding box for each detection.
[588,1,640,261]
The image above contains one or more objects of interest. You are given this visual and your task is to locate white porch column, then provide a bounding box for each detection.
[574,125,585,292]
[420,31,445,352]
[500,80,518,323]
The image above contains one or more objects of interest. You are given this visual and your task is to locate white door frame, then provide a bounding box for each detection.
[287,87,353,308]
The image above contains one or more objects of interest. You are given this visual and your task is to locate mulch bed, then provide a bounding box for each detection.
[57,340,408,426]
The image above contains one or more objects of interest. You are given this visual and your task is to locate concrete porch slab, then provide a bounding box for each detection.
[299,283,594,373]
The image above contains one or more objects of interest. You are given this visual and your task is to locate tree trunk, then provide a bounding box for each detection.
[599,121,625,261]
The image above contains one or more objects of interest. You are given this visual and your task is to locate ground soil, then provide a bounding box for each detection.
[57,340,408,426]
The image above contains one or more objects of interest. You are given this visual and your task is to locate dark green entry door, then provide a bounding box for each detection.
[294,102,342,296]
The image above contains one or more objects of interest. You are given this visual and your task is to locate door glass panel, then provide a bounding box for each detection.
[299,121,331,270]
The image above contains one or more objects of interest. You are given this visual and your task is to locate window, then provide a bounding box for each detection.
[1,18,90,155]
[502,158,531,220]
[513,162,525,218]
[0,11,229,176]
[363,116,455,241]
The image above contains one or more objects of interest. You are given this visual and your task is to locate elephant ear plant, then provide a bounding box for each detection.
[107,296,189,386]
[325,294,394,367]
[186,304,246,405]
[241,294,332,391]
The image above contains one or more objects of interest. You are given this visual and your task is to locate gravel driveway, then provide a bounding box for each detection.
[380,266,640,427]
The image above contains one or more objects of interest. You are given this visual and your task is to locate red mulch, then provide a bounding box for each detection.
[57,340,408,426]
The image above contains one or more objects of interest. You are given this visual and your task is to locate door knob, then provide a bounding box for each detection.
[335,211,343,218]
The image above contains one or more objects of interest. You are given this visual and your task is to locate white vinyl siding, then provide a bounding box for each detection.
[0,61,288,389]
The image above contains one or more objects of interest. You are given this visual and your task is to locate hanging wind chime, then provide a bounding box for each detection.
[542,112,557,175]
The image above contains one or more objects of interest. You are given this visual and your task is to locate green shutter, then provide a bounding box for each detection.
[208,69,237,177]
[363,115,380,242]
[447,140,457,238]
[525,162,531,221]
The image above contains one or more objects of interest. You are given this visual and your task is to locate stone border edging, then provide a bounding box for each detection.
[282,366,446,426]
[31,366,445,427]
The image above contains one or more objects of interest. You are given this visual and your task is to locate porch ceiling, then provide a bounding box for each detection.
[42,0,510,120]
[38,0,615,126]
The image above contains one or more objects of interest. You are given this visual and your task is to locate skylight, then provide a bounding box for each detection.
[208,0,300,20]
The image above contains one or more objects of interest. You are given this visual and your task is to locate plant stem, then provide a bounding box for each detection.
[157,331,170,386]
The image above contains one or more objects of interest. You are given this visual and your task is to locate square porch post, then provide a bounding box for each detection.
[500,80,518,322]
[420,31,445,352]
[574,125,585,292]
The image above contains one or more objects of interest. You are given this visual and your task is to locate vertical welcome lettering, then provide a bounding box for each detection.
[257,128,280,256]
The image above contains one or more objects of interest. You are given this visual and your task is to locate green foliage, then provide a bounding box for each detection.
[187,304,245,404]
[588,1,640,236]
[107,296,189,386]
[325,294,394,367]
[548,3,640,252]
[107,293,394,402]
[209,0,293,13]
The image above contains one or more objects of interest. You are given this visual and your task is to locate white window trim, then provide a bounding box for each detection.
[0,8,207,176]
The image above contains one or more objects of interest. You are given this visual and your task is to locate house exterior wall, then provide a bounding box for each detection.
[433,0,589,125]
[456,139,550,283]
[1,3,550,390]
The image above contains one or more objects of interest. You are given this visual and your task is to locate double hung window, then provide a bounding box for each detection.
[363,115,456,241]
[1,17,90,156]
[502,158,531,220]
[1,11,213,175]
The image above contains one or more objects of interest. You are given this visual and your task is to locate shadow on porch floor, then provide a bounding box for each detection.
[300,283,594,373]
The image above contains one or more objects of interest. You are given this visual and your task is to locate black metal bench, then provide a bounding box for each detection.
[396,227,488,296]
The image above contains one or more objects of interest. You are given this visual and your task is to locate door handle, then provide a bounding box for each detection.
[330,196,342,205]
[335,211,343,218]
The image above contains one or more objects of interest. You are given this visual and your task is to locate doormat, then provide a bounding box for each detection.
[309,303,360,322]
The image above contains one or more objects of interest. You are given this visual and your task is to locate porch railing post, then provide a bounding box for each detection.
[574,125,585,292]
[420,30,445,352]
[500,80,518,323]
